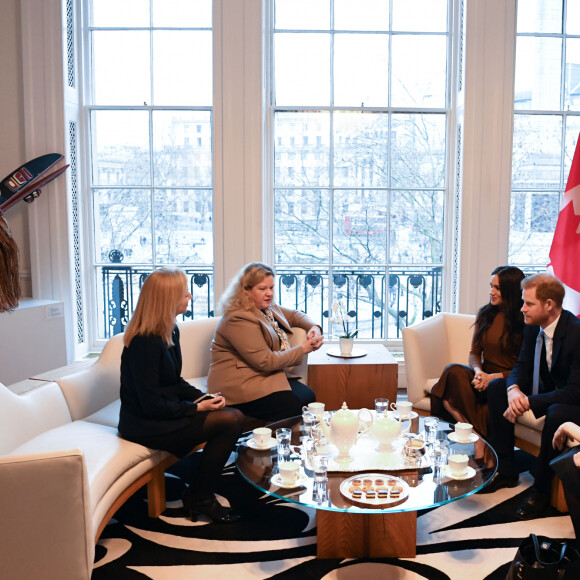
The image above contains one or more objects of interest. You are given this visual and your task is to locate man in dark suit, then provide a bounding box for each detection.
[481,273,580,520]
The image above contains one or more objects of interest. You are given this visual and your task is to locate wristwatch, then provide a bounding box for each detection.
[506,385,519,393]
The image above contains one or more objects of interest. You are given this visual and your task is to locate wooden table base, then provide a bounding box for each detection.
[316,509,417,558]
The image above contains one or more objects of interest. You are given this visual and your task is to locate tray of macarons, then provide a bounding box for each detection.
[339,473,409,508]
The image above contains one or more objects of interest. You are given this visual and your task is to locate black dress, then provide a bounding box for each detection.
[118,326,244,499]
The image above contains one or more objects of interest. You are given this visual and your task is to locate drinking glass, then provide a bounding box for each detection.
[311,453,328,484]
[300,436,314,468]
[424,417,438,443]
[374,397,390,418]
[432,439,449,467]
[302,412,317,437]
[276,427,292,460]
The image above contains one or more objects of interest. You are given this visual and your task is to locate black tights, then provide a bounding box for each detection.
[191,407,245,499]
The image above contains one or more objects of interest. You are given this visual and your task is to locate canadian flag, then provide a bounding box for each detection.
[548,133,580,316]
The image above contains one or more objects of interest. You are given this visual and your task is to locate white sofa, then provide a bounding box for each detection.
[402,312,545,451]
[0,317,308,580]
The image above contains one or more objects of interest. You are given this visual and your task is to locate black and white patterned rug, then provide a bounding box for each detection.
[92,450,574,579]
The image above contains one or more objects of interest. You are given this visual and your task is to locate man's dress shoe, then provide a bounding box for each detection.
[478,471,519,494]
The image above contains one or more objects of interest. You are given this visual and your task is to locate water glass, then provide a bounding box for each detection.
[276,427,292,460]
[311,453,328,484]
[424,417,438,443]
[302,412,317,437]
[375,397,390,418]
[300,436,314,468]
[432,439,449,467]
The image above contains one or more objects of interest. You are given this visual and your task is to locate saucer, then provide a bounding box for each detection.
[448,432,479,444]
[392,410,418,421]
[327,347,367,359]
[246,437,277,450]
[442,465,476,480]
[271,473,308,489]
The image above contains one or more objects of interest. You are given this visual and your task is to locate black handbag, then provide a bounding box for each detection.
[506,534,580,579]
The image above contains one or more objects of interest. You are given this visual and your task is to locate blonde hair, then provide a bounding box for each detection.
[124,268,187,347]
[217,262,275,314]
[521,273,565,308]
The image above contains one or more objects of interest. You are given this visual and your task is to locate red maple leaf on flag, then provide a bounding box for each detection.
[549,133,580,315]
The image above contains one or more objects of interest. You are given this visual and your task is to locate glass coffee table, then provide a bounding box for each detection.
[236,415,497,559]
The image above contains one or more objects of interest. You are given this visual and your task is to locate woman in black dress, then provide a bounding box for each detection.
[118,268,244,523]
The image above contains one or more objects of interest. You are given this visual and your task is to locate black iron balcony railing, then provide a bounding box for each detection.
[99,263,442,340]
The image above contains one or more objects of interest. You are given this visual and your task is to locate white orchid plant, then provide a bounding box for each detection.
[330,298,358,339]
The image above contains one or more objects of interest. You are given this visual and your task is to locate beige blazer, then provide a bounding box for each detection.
[207,304,317,405]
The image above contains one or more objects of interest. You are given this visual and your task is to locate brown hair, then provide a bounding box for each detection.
[217,262,275,314]
[123,268,187,347]
[521,273,565,308]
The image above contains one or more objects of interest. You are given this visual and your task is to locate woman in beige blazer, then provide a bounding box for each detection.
[207,262,323,421]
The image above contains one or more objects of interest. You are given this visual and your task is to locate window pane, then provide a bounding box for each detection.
[565,117,580,177]
[274,0,330,30]
[517,0,562,33]
[391,113,446,188]
[153,111,212,187]
[274,189,330,264]
[274,112,330,187]
[508,190,557,265]
[391,35,447,107]
[514,37,562,110]
[568,0,580,35]
[334,34,388,107]
[531,192,560,232]
[274,34,330,106]
[94,189,152,264]
[390,190,443,263]
[92,0,149,27]
[333,190,387,264]
[92,111,151,186]
[512,114,562,188]
[392,0,447,33]
[153,31,212,106]
[154,189,213,264]
[93,31,151,105]
[565,39,580,111]
[334,0,388,31]
[152,0,212,27]
[333,112,389,187]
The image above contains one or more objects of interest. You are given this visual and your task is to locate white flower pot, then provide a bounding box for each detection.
[339,337,354,356]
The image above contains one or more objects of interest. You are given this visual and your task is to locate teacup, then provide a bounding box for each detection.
[278,461,300,486]
[396,400,413,418]
[303,402,325,416]
[448,453,469,476]
[253,427,272,448]
[455,422,473,441]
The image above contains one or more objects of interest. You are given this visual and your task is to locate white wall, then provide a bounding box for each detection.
[0,0,31,297]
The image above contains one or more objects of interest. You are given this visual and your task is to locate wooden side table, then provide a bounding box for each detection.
[306,343,398,410]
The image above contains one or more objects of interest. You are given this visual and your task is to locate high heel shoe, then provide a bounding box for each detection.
[182,489,240,524]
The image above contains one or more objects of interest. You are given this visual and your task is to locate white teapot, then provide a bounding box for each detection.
[371,411,410,452]
[317,402,372,462]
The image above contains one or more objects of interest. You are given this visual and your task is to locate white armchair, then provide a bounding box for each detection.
[402,312,476,413]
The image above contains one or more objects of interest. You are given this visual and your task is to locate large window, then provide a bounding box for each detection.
[87,0,214,338]
[271,0,451,339]
[509,0,580,266]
